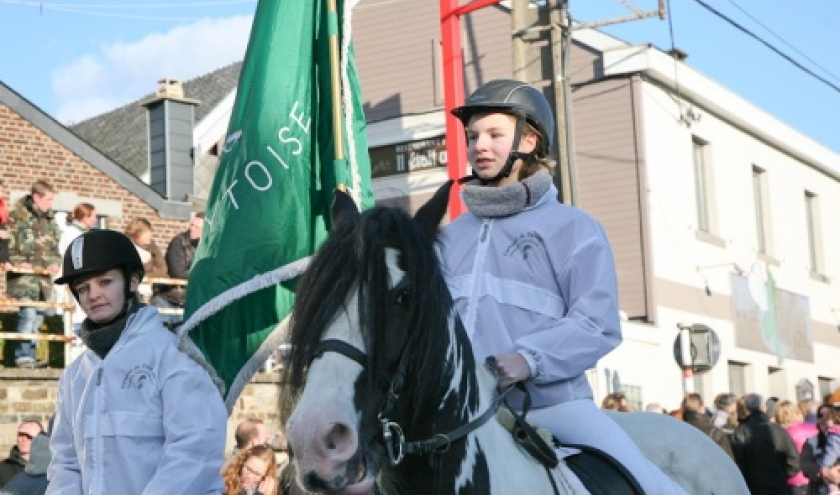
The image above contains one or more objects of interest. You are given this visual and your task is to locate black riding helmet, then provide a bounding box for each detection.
[55,229,145,301]
[451,79,555,182]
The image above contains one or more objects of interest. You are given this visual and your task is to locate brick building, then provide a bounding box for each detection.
[0,81,194,296]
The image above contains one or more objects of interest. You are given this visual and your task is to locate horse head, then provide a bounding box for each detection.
[284,182,482,494]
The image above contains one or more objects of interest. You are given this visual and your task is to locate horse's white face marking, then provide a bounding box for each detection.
[286,288,368,492]
[286,248,408,493]
[384,248,404,289]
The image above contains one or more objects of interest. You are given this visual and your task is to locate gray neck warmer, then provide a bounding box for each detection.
[461,169,553,218]
[80,299,143,359]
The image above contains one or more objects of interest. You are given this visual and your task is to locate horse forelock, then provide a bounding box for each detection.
[286,215,361,395]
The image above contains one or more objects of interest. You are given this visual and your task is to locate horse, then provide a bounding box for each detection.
[283,182,748,495]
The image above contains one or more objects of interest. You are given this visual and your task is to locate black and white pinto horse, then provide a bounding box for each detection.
[283,182,747,495]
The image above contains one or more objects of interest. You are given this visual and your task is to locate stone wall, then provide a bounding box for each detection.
[0,368,284,457]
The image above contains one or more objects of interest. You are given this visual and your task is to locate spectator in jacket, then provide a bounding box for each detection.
[731,393,800,495]
[1,432,51,495]
[124,218,167,305]
[222,445,278,495]
[776,400,816,495]
[153,213,203,326]
[713,392,738,433]
[800,399,821,425]
[801,405,840,495]
[7,181,61,368]
[166,212,203,281]
[682,393,734,460]
[56,203,97,336]
[124,218,167,279]
[223,419,273,471]
[601,392,633,412]
[0,420,43,487]
[47,229,227,495]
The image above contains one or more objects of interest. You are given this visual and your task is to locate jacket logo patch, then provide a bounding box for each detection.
[121,363,156,390]
[503,231,545,260]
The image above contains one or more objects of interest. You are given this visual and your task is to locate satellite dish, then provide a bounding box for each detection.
[747,264,767,311]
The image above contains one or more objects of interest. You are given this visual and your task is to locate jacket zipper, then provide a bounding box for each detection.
[464,220,492,338]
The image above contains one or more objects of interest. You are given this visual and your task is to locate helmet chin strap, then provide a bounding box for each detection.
[461,116,533,185]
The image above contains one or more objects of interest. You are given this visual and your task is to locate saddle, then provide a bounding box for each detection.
[498,382,645,495]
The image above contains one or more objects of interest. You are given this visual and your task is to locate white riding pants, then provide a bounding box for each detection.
[525,399,690,495]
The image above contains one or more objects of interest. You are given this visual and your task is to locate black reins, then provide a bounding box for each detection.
[312,337,502,466]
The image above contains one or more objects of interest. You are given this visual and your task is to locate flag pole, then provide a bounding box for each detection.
[326,0,345,165]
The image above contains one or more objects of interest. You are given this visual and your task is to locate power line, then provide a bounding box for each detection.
[0,0,255,8]
[719,0,840,86]
[691,0,840,96]
[35,5,220,21]
[0,0,255,21]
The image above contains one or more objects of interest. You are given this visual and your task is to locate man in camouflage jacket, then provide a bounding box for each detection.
[7,181,61,367]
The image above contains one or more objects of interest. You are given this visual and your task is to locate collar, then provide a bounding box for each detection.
[461,169,553,218]
[80,300,144,358]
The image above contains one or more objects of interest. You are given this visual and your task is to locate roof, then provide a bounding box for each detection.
[69,61,243,177]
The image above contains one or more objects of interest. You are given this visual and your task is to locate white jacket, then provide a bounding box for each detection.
[46,306,227,495]
[437,184,622,409]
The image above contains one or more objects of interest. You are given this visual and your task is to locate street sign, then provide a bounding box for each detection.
[673,323,722,373]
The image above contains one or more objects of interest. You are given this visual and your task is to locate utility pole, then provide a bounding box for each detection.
[511,0,573,204]
[510,0,666,206]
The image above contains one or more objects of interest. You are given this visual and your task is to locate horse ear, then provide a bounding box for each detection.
[413,180,453,239]
[332,188,360,226]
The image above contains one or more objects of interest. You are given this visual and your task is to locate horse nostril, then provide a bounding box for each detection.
[324,422,355,456]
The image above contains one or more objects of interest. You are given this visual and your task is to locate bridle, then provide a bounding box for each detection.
[312,325,501,467]
[304,276,563,495]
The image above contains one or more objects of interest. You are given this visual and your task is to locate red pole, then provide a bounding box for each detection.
[440,0,504,218]
[440,0,466,218]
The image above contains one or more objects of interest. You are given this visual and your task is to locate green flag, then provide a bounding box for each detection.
[761,265,783,364]
[180,0,373,410]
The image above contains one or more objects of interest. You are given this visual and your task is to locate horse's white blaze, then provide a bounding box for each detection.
[286,290,366,486]
[384,248,404,289]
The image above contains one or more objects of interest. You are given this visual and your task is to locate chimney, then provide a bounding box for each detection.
[141,78,201,201]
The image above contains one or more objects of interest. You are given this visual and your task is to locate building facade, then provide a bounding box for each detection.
[350,3,840,408]
[16,2,837,410]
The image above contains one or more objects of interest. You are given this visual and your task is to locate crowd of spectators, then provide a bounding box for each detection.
[608,390,840,495]
[0,179,203,367]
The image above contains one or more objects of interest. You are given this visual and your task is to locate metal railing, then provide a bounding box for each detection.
[141,277,187,316]
[0,267,75,366]
[1,270,191,367]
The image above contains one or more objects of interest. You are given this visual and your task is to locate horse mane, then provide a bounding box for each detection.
[283,203,455,426]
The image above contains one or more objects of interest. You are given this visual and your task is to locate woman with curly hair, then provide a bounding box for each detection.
[223,445,278,495]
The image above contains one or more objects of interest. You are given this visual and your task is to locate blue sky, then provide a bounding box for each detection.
[1,0,839,152]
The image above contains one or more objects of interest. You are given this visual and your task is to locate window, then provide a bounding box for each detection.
[620,383,643,412]
[752,166,772,254]
[804,191,824,275]
[728,361,746,398]
[819,377,836,402]
[692,137,711,232]
[768,366,786,403]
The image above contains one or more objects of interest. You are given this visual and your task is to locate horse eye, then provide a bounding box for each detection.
[394,289,411,306]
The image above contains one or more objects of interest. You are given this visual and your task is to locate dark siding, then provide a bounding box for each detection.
[568,40,604,85]
[462,6,513,94]
[354,3,512,122]
[147,100,194,201]
[572,76,647,319]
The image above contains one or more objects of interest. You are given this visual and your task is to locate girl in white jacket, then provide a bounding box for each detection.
[48,229,227,495]
[437,79,688,495]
